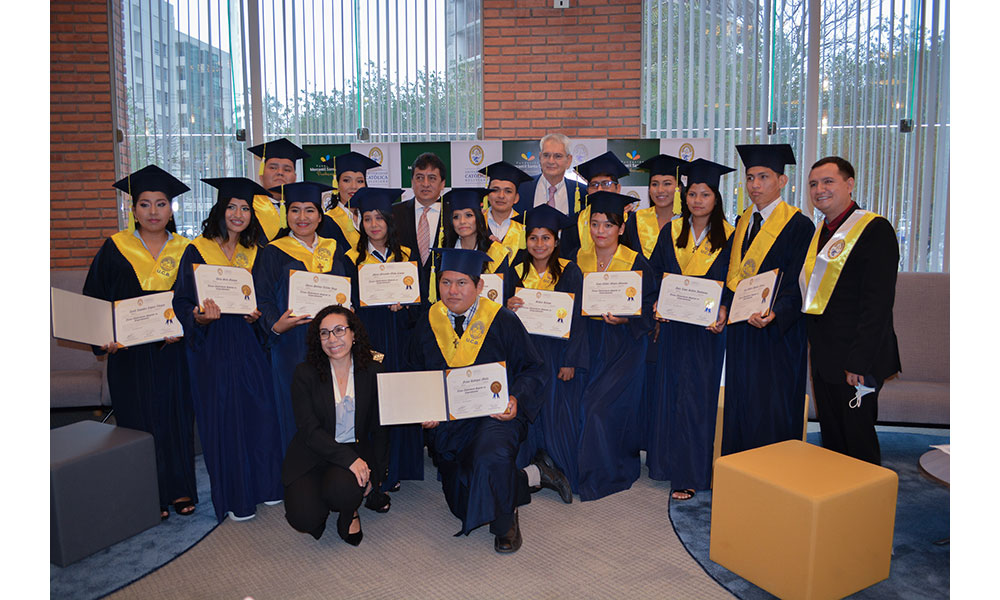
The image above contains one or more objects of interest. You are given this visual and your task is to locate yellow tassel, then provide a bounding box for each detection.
[258,141,266,177]
[125,175,135,232]
[482,165,490,212]
[737,183,744,214]
[429,266,437,303]
[518,210,527,250]
[574,184,581,213]
[331,156,339,194]
[278,184,287,229]
[672,166,682,215]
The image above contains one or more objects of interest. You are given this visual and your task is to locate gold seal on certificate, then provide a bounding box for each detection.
[50,287,183,348]
[728,268,781,324]
[288,270,352,317]
[581,271,642,317]
[655,273,724,327]
[193,263,256,315]
[358,261,420,306]
[376,361,509,425]
[479,273,504,303]
[513,287,575,338]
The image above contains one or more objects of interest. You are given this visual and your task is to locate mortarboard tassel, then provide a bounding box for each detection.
[574,184,581,214]
[482,164,489,212]
[737,182,744,214]
[258,141,266,177]
[126,174,136,232]
[278,183,287,229]
[672,165,682,215]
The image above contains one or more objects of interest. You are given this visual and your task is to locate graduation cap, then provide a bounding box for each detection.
[112,165,189,200]
[735,144,796,175]
[333,151,381,176]
[575,151,629,182]
[636,154,687,179]
[246,138,310,163]
[683,159,736,189]
[587,191,634,219]
[432,247,493,279]
[201,177,270,202]
[268,181,333,207]
[444,187,492,212]
[350,187,404,214]
[524,204,574,234]
[478,161,531,186]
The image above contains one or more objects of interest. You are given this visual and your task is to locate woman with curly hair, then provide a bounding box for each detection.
[281,305,389,545]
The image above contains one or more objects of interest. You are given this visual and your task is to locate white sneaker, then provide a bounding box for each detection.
[226,511,256,522]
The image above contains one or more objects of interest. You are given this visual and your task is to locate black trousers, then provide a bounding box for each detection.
[812,373,882,465]
[284,463,364,540]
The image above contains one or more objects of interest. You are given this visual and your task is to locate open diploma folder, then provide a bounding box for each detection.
[376,362,509,425]
[727,268,781,324]
[50,287,183,347]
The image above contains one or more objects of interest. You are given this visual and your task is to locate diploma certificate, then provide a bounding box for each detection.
[288,270,352,317]
[479,273,504,304]
[513,287,574,338]
[377,361,510,425]
[50,287,181,347]
[656,274,724,327]
[193,264,256,315]
[581,271,643,317]
[728,268,781,324]
[358,261,420,306]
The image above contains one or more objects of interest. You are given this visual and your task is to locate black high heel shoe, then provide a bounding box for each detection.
[337,511,363,546]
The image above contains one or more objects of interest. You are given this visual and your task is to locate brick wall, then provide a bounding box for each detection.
[51,0,120,269]
[482,0,643,140]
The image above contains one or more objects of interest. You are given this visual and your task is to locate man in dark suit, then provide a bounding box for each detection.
[392,152,449,307]
[515,134,588,251]
[800,156,901,465]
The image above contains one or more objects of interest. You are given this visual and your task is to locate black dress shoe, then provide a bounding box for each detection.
[337,511,364,547]
[494,511,522,554]
[533,449,573,504]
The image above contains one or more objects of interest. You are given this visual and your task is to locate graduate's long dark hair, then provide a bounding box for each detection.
[444,206,493,252]
[589,209,626,246]
[675,184,728,251]
[200,195,265,248]
[354,208,406,265]
[305,305,374,380]
[516,226,563,284]
[132,194,178,234]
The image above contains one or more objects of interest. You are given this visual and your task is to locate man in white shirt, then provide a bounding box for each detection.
[391,152,449,307]
[515,133,588,217]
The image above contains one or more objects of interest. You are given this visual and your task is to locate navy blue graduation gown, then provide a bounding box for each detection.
[406,305,547,534]
[647,231,732,490]
[722,210,814,455]
[570,249,658,501]
[82,237,198,510]
[344,250,424,486]
[504,261,590,487]
[173,243,284,521]
[253,237,347,454]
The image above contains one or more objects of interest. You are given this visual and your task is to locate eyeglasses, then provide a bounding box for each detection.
[319,325,351,340]
[541,152,567,161]
[587,180,618,190]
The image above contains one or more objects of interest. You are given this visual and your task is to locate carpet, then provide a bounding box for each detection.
[49,455,218,600]
[669,431,950,599]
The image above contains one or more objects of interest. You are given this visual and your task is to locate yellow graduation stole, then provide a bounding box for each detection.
[346,245,411,265]
[575,243,637,274]
[726,201,800,291]
[799,210,880,315]
[268,235,338,273]
[191,235,258,270]
[254,194,284,241]
[485,208,524,257]
[428,298,502,368]
[633,206,664,259]
[518,258,570,291]
[325,204,361,249]
[576,205,594,253]
[673,219,735,277]
[485,241,510,274]
[111,230,190,291]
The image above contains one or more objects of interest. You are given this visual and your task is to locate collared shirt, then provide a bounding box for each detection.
[414,200,442,242]
[817,202,858,250]
[289,231,319,251]
[487,210,512,241]
[751,196,783,224]
[330,361,356,444]
[448,298,479,333]
[533,178,570,215]
[688,217,711,248]
[367,241,388,263]
[132,228,174,255]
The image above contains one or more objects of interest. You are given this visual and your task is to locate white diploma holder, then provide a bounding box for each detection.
[50,287,182,348]
[655,274,724,327]
[377,362,510,425]
[358,261,420,306]
[287,270,352,317]
[513,287,574,339]
[581,270,643,317]
[728,268,781,324]
[478,273,504,304]
[193,263,256,315]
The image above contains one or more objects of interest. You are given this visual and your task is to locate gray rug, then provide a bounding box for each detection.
[108,455,734,599]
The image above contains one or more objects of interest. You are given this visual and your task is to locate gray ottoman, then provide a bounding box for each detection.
[51,421,161,567]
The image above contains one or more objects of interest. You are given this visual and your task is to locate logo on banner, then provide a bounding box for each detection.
[319,154,332,164]
[521,151,535,161]
[625,150,640,160]
[679,143,695,161]
[368,147,384,165]
[469,145,485,166]
[627,190,640,199]
[573,144,590,164]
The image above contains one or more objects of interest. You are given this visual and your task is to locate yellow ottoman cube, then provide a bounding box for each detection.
[710,440,897,600]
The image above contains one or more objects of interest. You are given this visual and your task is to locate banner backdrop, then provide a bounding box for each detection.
[400,142,452,201]
[659,137,711,162]
[502,140,542,177]
[351,143,401,188]
[451,140,503,187]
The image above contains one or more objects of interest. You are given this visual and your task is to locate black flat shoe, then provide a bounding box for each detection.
[338,511,363,546]
[173,499,196,516]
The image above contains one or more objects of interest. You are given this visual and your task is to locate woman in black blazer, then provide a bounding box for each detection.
[282,305,390,545]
